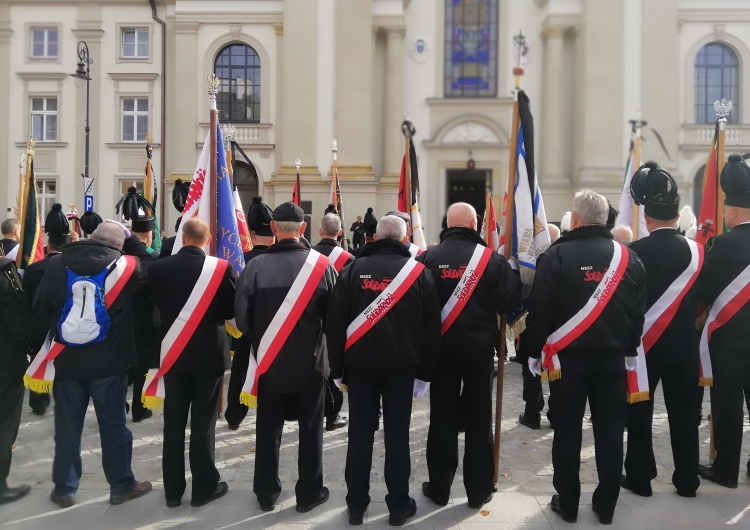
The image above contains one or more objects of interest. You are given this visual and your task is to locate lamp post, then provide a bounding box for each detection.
[70,41,93,210]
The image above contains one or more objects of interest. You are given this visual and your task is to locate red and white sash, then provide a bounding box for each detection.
[628,238,703,403]
[699,261,750,387]
[440,244,493,336]
[345,259,425,350]
[142,256,229,410]
[240,250,330,408]
[542,241,629,381]
[328,245,354,273]
[24,255,137,394]
[408,244,424,258]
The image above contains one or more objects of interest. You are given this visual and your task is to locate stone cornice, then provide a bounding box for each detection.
[16,72,69,81]
[107,72,160,82]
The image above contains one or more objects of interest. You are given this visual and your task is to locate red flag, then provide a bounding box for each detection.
[481,192,499,250]
[292,172,301,206]
[398,155,408,213]
[696,122,719,246]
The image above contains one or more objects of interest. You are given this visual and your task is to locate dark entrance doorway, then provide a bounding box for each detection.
[233,160,259,215]
[446,168,492,216]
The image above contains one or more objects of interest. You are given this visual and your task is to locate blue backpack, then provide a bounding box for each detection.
[57,266,111,346]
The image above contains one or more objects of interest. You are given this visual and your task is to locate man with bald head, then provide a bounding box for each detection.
[418,202,520,509]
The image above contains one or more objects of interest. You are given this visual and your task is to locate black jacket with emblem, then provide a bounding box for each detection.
[148,246,236,377]
[0,257,35,379]
[39,239,149,380]
[325,239,441,381]
[312,238,355,269]
[524,225,647,359]
[418,227,521,355]
[234,239,337,393]
[698,223,750,351]
[23,251,61,350]
[628,228,700,362]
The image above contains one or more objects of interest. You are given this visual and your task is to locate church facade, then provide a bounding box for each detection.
[2,0,749,242]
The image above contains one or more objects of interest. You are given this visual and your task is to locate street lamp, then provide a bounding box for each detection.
[70,41,93,210]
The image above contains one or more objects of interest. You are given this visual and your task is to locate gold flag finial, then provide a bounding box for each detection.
[25,136,36,154]
[145,132,154,144]
[207,73,220,91]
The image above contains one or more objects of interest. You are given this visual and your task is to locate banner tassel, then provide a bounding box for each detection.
[699,377,713,387]
[24,374,53,394]
[627,391,650,404]
[239,392,258,409]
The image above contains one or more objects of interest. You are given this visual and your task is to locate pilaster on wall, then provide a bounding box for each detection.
[382,25,406,182]
[0,5,12,215]
[170,21,199,179]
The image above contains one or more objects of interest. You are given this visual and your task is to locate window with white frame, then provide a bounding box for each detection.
[30,97,58,142]
[121,98,149,142]
[121,28,149,59]
[36,179,57,225]
[31,28,58,58]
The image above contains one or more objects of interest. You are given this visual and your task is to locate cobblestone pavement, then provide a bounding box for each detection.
[4,360,750,529]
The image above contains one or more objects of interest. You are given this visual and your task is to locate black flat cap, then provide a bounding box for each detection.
[272,201,305,222]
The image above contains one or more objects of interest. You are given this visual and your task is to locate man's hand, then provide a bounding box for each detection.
[413,379,430,398]
[528,357,542,377]
[625,356,639,372]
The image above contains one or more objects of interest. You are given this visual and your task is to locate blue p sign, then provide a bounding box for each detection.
[84,195,94,212]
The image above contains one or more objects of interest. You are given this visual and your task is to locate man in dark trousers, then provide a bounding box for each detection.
[350,216,365,248]
[225,196,275,430]
[698,155,750,488]
[234,202,336,513]
[622,163,701,497]
[313,213,354,432]
[524,190,646,525]
[0,249,35,504]
[147,218,235,507]
[326,214,440,526]
[418,202,520,509]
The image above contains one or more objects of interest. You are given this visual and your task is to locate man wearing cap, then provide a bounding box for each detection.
[313,213,354,433]
[622,162,702,498]
[697,155,750,488]
[326,215,440,526]
[235,201,336,513]
[524,190,646,525]
[225,196,275,430]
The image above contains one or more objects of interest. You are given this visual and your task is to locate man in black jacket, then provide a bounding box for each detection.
[0,219,20,261]
[39,222,153,508]
[622,163,701,497]
[326,214,441,526]
[313,213,354,432]
[697,155,750,488]
[148,218,235,507]
[350,216,365,248]
[0,254,35,504]
[419,202,520,509]
[225,196,275,430]
[524,190,646,525]
[235,202,336,513]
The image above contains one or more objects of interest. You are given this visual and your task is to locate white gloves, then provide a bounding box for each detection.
[413,379,430,398]
[333,378,342,389]
[625,357,639,372]
[528,357,542,377]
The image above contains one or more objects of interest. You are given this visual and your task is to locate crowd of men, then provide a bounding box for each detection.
[0,155,749,527]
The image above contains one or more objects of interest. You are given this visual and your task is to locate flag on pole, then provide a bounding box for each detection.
[17,159,44,268]
[398,137,427,250]
[615,132,648,239]
[216,126,246,279]
[233,189,252,253]
[328,164,341,213]
[292,168,301,206]
[696,121,720,246]
[172,134,213,255]
[480,191,500,251]
[144,143,161,252]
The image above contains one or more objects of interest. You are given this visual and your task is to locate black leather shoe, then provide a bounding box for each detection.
[50,490,76,508]
[746,467,750,479]
[0,485,30,505]
[326,414,348,432]
[620,474,652,497]
[296,487,329,513]
[518,413,541,430]
[388,498,416,527]
[227,423,240,431]
[166,499,181,508]
[698,464,737,489]
[592,503,613,525]
[348,508,364,525]
[260,503,275,512]
[676,489,696,498]
[132,409,153,423]
[421,482,448,507]
[468,492,493,509]
[550,495,577,523]
[191,481,228,507]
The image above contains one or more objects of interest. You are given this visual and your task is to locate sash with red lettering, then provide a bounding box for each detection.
[345,259,425,350]
[541,241,629,381]
[24,255,137,394]
[627,238,703,403]
[440,244,493,336]
[142,256,230,410]
[699,261,750,387]
[240,250,330,408]
[328,245,354,273]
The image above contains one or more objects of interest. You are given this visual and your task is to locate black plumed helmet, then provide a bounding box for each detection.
[172,179,190,213]
[45,203,70,236]
[80,210,103,235]
[630,161,680,220]
[116,186,154,221]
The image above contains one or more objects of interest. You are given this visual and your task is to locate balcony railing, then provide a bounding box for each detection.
[681,124,749,148]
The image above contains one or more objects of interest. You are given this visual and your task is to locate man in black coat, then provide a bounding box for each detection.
[234,202,336,513]
[350,216,365,248]
[0,219,20,261]
[225,197,275,430]
[148,218,235,507]
[0,254,35,504]
[524,190,646,525]
[326,214,440,526]
[622,163,701,497]
[418,202,520,509]
[39,222,153,508]
[313,213,354,432]
[697,155,750,488]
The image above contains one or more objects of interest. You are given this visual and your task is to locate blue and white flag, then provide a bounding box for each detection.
[217,126,245,279]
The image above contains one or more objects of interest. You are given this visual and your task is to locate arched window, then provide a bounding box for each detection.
[694,43,738,124]
[693,165,705,213]
[214,44,261,123]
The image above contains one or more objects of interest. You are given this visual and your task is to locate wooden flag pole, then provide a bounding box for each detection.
[494,99,520,485]
[16,137,36,263]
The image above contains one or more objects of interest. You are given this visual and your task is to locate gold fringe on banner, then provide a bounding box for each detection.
[239,392,258,409]
[24,374,53,394]
[141,394,164,411]
[627,391,650,404]
[699,377,713,387]
[541,369,561,383]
